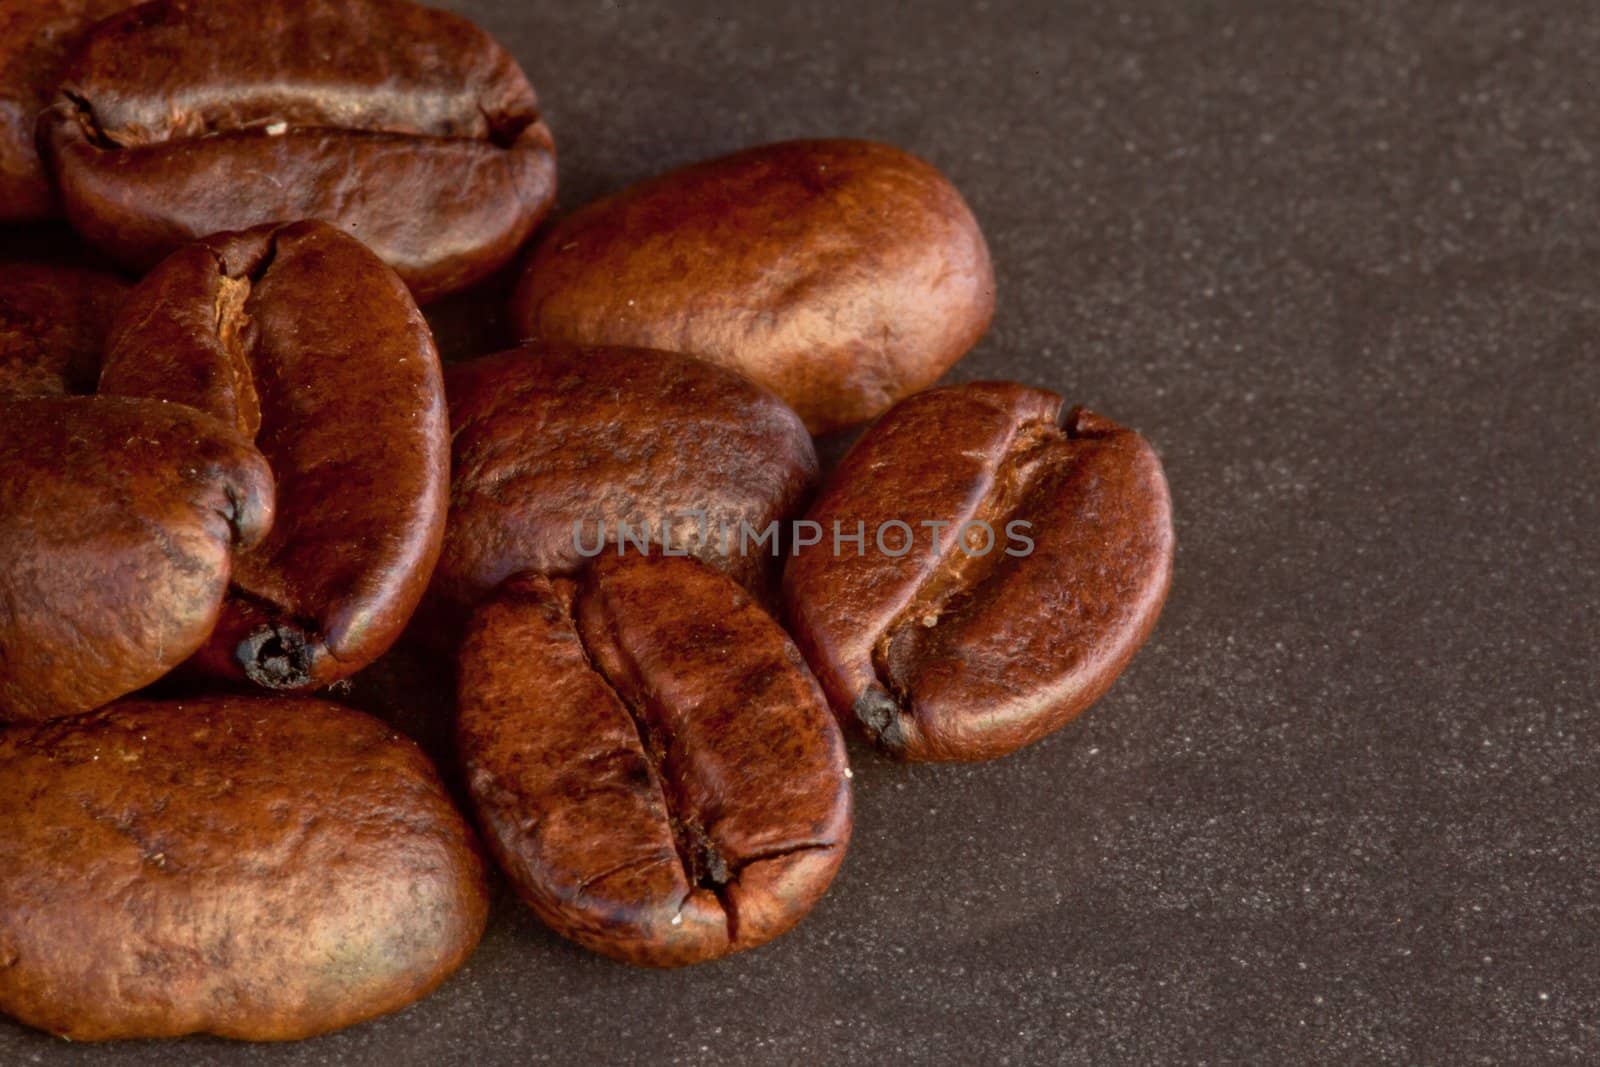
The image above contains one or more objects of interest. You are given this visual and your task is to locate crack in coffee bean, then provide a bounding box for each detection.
[785,382,1175,762]
[100,220,449,692]
[38,0,558,301]
[566,589,735,909]
[457,555,852,967]
[565,568,759,944]
[863,405,1091,731]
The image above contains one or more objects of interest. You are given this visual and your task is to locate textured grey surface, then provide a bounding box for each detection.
[3,0,1598,1063]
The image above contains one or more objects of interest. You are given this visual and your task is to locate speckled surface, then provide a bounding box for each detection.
[3,0,1598,1062]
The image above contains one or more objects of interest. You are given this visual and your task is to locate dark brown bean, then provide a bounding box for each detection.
[38,0,557,301]
[510,139,994,433]
[0,262,126,397]
[783,382,1174,762]
[100,220,448,691]
[0,396,273,723]
[429,344,817,633]
[458,554,852,968]
[0,694,489,1041]
[0,0,133,222]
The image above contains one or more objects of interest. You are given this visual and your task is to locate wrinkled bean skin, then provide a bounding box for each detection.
[39,0,557,302]
[100,221,449,691]
[0,695,490,1041]
[0,397,273,723]
[510,139,994,433]
[0,263,126,397]
[0,0,133,222]
[783,382,1174,762]
[458,555,852,968]
[429,344,817,634]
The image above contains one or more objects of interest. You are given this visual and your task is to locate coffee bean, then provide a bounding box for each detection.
[458,554,852,967]
[100,220,448,691]
[430,344,817,633]
[0,262,126,397]
[510,139,994,433]
[38,0,557,301]
[783,382,1175,762]
[0,396,273,723]
[0,694,489,1040]
[0,0,132,222]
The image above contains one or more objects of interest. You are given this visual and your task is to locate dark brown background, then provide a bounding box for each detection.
[3,0,1597,1062]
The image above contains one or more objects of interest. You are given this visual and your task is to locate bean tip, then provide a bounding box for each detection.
[852,685,909,756]
[237,624,316,690]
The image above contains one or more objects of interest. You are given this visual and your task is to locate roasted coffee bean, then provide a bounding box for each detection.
[0,0,132,222]
[0,396,273,723]
[510,139,994,434]
[458,554,852,968]
[0,694,489,1041]
[430,344,817,633]
[100,220,448,690]
[39,0,557,302]
[783,382,1174,762]
[0,262,126,397]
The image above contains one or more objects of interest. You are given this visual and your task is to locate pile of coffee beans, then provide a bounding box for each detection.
[0,0,1175,1044]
